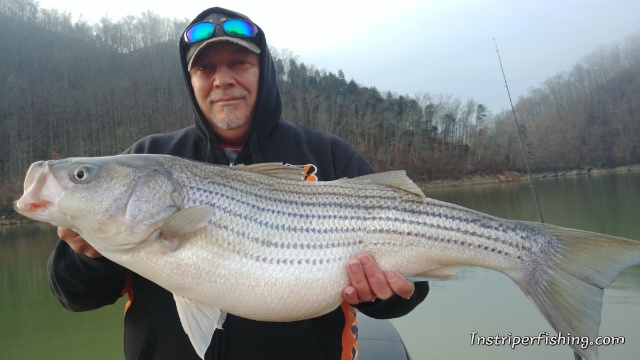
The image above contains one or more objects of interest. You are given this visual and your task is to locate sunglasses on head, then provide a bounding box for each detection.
[184,19,258,44]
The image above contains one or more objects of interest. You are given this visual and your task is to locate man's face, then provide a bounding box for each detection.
[189,42,259,135]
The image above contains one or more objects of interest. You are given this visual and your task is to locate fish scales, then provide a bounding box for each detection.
[118,157,529,317]
[13,154,640,360]
[163,156,546,292]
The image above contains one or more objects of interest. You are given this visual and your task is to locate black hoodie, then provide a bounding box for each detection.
[47,7,428,360]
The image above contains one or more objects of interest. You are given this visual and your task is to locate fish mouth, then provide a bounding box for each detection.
[14,199,50,212]
[13,160,66,224]
[13,199,54,222]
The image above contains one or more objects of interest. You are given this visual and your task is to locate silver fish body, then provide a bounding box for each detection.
[14,154,640,360]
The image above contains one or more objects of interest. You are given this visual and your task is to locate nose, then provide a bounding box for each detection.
[212,66,235,88]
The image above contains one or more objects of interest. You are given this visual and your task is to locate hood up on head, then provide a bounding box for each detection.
[178,7,283,165]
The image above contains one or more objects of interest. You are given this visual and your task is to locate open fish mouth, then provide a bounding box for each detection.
[13,160,65,223]
[14,198,51,212]
[14,197,54,223]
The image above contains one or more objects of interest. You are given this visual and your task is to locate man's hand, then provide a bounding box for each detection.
[57,227,102,258]
[342,253,415,304]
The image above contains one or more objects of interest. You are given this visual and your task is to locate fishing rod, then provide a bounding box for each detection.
[494,39,584,360]
[493,38,545,224]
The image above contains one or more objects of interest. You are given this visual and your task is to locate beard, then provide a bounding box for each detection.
[213,106,250,130]
[206,89,253,130]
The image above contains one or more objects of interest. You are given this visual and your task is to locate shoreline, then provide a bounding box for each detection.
[0,216,30,226]
[419,164,640,189]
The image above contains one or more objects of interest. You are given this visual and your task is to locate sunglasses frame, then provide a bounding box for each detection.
[184,19,259,44]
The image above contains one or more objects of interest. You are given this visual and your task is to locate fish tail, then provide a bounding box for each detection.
[515,223,640,360]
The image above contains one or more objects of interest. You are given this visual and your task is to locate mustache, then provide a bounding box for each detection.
[206,89,249,103]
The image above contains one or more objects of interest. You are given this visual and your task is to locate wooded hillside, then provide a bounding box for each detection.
[498,36,640,170]
[1,0,639,213]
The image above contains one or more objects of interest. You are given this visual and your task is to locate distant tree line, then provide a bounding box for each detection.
[1,0,639,212]
[273,52,493,178]
[497,35,640,170]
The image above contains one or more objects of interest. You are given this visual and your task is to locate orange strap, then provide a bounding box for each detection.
[340,302,359,360]
[120,271,134,315]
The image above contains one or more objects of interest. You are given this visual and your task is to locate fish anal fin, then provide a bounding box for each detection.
[173,294,227,359]
[346,171,426,199]
[408,265,460,281]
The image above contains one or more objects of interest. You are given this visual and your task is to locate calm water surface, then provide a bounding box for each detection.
[0,224,126,359]
[1,172,639,359]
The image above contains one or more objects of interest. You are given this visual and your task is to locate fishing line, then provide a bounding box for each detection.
[494,39,586,360]
[493,38,545,224]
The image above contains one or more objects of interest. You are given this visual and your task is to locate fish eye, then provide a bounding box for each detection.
[73,166,90,181]
[67,163,98,184]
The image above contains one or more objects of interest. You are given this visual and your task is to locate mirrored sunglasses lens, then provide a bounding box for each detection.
[186,23,215,43]
[223,19,255,37]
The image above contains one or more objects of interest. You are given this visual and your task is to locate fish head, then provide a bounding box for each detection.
[14,155,183,251]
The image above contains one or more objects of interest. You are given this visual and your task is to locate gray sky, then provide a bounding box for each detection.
[38,0,640,114]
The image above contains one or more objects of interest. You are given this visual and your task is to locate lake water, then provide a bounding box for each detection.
[1,172,639,359]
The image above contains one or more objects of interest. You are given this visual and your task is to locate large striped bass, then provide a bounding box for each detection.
[13,154,640,360]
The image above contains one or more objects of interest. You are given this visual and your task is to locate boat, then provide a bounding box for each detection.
[357,313,411,359]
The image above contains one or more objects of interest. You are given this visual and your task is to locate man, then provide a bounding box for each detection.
[49,6,429,359]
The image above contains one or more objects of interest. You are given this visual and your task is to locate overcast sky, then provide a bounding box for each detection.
[37,0,640,114]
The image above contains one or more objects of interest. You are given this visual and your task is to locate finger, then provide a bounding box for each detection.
[385,270,415,299]
[81,246,102,258]
[342,286,360,305]
[346,258,376,302]
[57,227,79,240]
[69,241,102,258]
[58,227,102,258]
[358,254,394,300]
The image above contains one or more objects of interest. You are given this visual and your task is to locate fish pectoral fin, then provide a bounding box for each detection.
[174,294,227,359]
[411,265,461,280]
[160,205,215,242]
[234,163,307,181]
[344,171,426,199]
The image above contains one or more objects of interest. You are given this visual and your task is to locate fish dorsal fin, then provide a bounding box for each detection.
[234,163,306,181]
[160,205,215,248]
[346,171,426,199]
[174,294,227,359]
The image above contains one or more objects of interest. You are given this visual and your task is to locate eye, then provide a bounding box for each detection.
[67,163,98,184]
[196,64,214,72]
[73,166,90,182]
